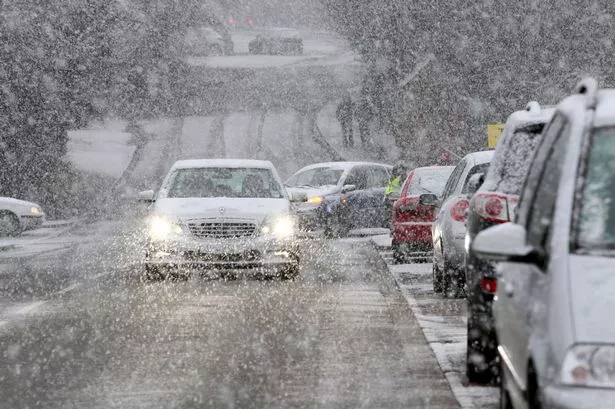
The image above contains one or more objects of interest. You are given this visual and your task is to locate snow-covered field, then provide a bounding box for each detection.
[370,234,499,409]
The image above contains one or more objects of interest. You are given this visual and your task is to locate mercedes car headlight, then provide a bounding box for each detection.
[560,344,615,388]
[30,206,42,215]
[148,215,183,241]
[261,214,295,239]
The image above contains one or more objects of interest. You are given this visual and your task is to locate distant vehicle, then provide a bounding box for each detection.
[391,166,454,263]
[463,102,554,384]
[472,78,615,409]
[248,28,303,55]
[182,26,233,56]
[285,161,392,234]
[431,150,494,296]
[0,197,45,236]
[322,165,393,237]
[140,159,302,280]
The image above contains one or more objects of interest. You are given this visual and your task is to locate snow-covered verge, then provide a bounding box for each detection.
[0,219,84,257]
[370,234,499,409]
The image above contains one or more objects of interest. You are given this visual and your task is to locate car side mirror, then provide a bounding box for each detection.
[342,184,356,193]
[472,223,543,265]
[418,193,439,207]
[290,191,308,203]
[138,190,155,203]
[467,173,485,195]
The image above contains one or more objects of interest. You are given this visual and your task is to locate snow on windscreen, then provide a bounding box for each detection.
[576,128,615,249]
[406,168,454,196]
[285,167,343,188]
[167,167,283,199]
[490,126,543,195]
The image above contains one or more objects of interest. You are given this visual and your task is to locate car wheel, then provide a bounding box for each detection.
[442,258,464,298]
[279,264,299,280]
[0,210,21,237]
[433,263,443,293]
[142,265,163,282]
[466,311,498,384]
[392,243,405,264]
[499,358,514,409]
[210,45,223,56]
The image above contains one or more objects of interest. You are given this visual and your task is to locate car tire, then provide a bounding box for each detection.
[499,358,514,409]
[210,45,223,56]
[279,264,299,280]
[0,210,21,237]
[142,265,163,282]
[433,263,443,293]
[466,312,498,385]
[392,243,405,264]
[442,258,465,298]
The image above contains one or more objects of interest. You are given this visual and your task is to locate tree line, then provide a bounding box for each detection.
[322,0,615,164]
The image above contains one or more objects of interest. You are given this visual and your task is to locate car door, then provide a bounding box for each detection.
[497,114,569,391]
[344,165,381,227]
[433,159,466,264]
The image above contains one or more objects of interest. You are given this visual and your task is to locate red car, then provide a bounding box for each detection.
[391,166,455,263]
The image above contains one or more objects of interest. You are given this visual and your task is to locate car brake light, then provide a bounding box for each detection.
[450,198,469,222]
[481,278,497,294]
[473,193,510,223]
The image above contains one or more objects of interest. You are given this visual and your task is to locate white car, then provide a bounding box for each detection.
[431,150,494,296]
[0,197,45,236]
[473,78,615,409]
[140,159,301,280]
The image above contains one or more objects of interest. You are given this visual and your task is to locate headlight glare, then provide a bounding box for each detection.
[561,344,615,388]
[148,216,183,241]
[307,196,323,204]
[30,206,41,215]
[261,215,295,239]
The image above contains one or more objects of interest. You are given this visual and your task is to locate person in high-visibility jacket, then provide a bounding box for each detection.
[383,163,408,228]
[384,163,407,201]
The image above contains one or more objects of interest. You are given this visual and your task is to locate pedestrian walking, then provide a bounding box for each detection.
[336,94,354,147]
[356,95,374,146]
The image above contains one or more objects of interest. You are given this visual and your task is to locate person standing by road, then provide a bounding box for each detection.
[383,162,408,227]
[336,94,354,147]
[356,95,374,147]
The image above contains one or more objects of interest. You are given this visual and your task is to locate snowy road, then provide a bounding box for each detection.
[0,224,460,408]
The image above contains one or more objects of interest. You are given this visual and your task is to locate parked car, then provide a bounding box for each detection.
[182,26,233,56]
[391,166,455,263]
[140,159,302,280]
[322,165,393,237]
[432,150,494,296]
[463,102,554,384]
[472,78,615,409]
[285,161,391,233]
[0,197,45,236]
[248,28,303,55]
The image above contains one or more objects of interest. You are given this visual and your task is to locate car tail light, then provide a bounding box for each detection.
[472,193,513,223]
[481,278,497,294]
[450,198,469,222]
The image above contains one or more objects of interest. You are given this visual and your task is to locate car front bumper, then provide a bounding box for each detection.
[543,384,615,409]
[145,235,300,272]
[20,214,45,230]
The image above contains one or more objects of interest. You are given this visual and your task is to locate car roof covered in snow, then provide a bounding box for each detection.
[412,165,455,173]
[171,159,276,170]
[293,161,392,174]
[463,150,495,165]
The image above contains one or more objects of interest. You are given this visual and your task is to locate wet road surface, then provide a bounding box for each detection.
[0,222,459,409]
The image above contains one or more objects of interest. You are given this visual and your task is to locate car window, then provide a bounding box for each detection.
[344,166,368,190]
[525,124,570,252]
[285,167,344,188]
[368,166,390,188]
[487,123,545,195]
[406,167,454,196]
[516,114,567,225]
[462,163,490,194]
[441,159,466,199]
[575,127,615,250]
[166,167,283,199]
